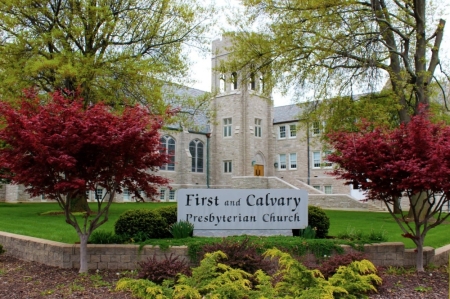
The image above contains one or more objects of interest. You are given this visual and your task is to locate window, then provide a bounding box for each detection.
[189,139,204,172]
[279,154,287,169]
[279,125,286,138]
[160,135,175,171]
[249,73,256,90]
[219,73,226,93]
[311,121,322,136]
[231,72,238,90]
[95,188,103,200]
[169,190,176,201]
[313,185,321,191]
[324,186,333,194]
[313,151,321,168]
[223,118,232,137]
[312,150,333,168]
[86,190,90,201]
[159,189,166,201]
[224,160,232,173]
[323,150,333,168]
[289,124,297,138]
[279,124,297,139]
[255,118,262,137]
[123,189,131,201]
[289,153,297,169]
[259,75,264,93]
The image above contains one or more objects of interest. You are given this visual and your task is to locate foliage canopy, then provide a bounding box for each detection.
[225,0,449,123]
[0,89,170,272]
[0,0,212,115]
[327,111,450,271]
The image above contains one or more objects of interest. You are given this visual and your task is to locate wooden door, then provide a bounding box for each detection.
[254,164,264,176]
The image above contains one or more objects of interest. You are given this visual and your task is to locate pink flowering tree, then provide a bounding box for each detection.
[327,112,450,271]
[0,90,170,273]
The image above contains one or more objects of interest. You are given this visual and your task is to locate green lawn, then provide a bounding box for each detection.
[0,202,448,249]
[0,202,175,243]
[325,210,450,249]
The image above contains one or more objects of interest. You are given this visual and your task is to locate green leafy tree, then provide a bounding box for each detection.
[224,0,448,123]
[0,0,212,114]
[224,0,448,215]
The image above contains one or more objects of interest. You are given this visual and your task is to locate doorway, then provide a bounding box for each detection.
[254,164,264,176]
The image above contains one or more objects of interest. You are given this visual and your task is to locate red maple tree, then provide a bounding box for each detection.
[0,89,170,272]
[327,111,450,271]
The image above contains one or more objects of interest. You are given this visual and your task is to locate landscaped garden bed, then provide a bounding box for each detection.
[1,202,449,298]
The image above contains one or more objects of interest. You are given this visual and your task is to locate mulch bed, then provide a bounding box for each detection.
[0,254,448,298]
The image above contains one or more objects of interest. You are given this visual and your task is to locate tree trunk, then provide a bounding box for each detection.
[393,197,401,214]
[70,193,91,213]
[407,192,430,221]
[78,233,90,273]
[415,236,425,272]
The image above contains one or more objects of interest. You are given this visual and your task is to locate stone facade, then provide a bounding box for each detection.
[1,37,364,206]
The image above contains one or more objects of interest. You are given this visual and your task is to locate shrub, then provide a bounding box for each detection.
[154,205,178,238]
[169,221,194,239]
[0,244,5,255]
[138,253,191,285]
[308,205,330,239]
[318,252,367,279]
[155,205,177,226]
[198,237,275,276]
[114,209,168,240]
[299,225,316,239]
[117,249,382,299]
[89,230,124,244]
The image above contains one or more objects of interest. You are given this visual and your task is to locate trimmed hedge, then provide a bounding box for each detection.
[114,209,168,240]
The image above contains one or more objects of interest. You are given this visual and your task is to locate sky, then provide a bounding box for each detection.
[188,1,450,107]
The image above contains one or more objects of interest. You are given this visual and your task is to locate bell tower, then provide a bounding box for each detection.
[209,37,274,186]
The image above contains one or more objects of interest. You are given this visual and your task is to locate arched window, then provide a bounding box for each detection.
[249,72,256,90]
[189,139,204,172]
[219,73,226,93]
[231,72,238,90]
[259,74,264,93]
[160,135,175,171]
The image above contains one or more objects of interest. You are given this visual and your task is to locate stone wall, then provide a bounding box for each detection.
[1,231,449,270]
[0,232,189,270]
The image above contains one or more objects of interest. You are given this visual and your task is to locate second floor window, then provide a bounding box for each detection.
[223,118,232,137]
[189,139,204,173]
[279,125,286,138]
[160,135,175,171]
[290,124,297,137]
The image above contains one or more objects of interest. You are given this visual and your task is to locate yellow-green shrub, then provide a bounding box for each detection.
[116,248,382,299]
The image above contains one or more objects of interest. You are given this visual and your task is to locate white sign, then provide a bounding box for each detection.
[177,189,308,230]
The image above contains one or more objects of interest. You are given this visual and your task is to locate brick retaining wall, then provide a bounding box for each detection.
[0,231,448,270]
[0,232,189,270]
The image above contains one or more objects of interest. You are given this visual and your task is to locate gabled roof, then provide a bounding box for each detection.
[273,104,302,124]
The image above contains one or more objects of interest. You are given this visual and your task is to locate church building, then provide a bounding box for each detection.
[0,37,378,210]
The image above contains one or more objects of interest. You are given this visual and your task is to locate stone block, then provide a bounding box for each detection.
[100,255,110,262]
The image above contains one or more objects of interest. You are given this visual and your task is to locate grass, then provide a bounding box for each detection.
[325,210,450,249]
[0,202,449,249]
[0,202,175,243]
